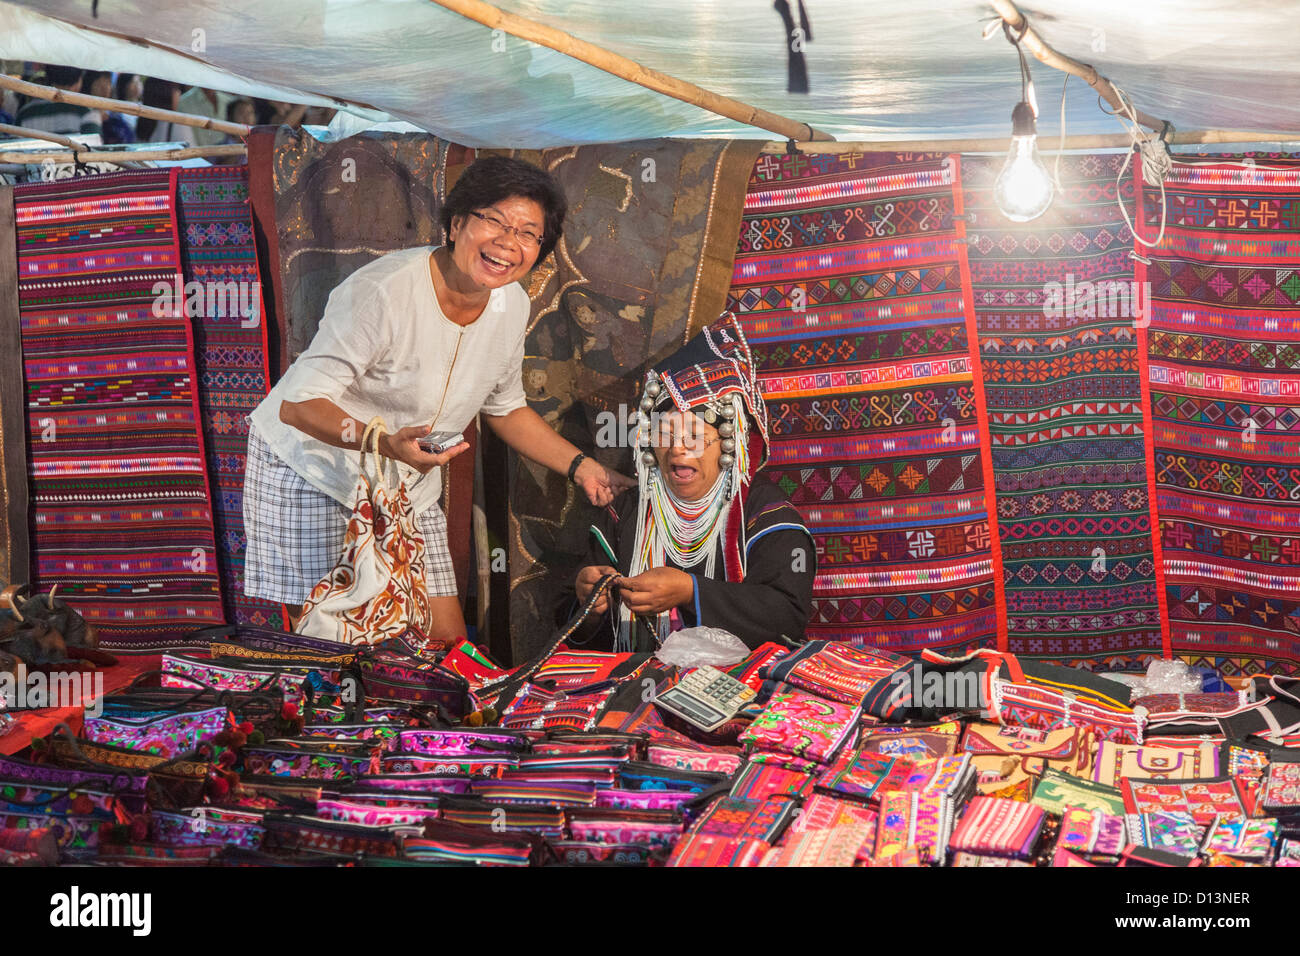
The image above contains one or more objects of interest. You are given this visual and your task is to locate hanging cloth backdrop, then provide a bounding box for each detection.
[962,154,1163,669]
[175,165,285,630]
[1137,153,1300,676]
[0,190,30,585]
[13,169,226,651]
[270,128,470,364]
[727,151,1001,654]
[496,140,763,663]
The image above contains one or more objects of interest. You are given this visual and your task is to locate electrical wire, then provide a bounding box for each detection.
[1108,85,1172,248]
[1052,72,1068,191]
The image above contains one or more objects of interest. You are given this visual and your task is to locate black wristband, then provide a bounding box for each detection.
[567,452,586,483]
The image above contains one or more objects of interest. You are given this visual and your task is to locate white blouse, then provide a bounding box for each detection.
[249,246,529,512]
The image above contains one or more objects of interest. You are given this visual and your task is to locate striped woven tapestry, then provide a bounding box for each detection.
[14,169,226,650]
[175,166,285,630]
[727,151,1001,654]
[0,189,29,585]
[962,154,1163,668]
[1137,154,1300,675]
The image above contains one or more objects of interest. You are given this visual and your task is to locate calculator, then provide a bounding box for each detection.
[654,665,757,732]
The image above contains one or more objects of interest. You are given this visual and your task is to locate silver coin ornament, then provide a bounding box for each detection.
[701,407,717,425]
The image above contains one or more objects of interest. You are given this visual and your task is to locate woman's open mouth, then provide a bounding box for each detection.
[479,251,515,275]
[669,463,698,482]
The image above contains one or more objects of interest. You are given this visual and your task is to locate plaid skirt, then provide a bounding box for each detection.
[242,424,458,605]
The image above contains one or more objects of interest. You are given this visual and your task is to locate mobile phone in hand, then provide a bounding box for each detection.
[417,431,465,454]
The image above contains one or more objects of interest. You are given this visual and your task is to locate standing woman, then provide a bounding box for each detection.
[244,156,634,645]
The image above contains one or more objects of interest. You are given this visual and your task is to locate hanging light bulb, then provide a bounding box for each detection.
[994,100,1054,222]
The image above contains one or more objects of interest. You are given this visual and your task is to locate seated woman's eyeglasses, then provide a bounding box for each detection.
[469,210,544,249]
[651,427,719,453]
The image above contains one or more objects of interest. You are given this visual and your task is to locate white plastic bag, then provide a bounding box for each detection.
[655,627,749,669]
[1129,659,1203,699]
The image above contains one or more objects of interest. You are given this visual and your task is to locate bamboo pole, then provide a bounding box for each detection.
[0,123,89,151]
[0,73,250,137]
[426,0,835,142]
[988,0,1169,134]
[762,129,1300,154]
[0,144,247,164]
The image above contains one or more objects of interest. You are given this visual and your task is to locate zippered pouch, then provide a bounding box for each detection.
[1121,775,1247,825]
[436,797,566,836]
[380,754,516,777]
[402,821,538,866]
[510,749,628,772]
[242,746,370,780]
[618,761,727,793]
[646,745,742,776]
[261,812,402,857]
[0,754,147,798]
[948,796,1046,860]
[82,705,231,760]
[323,789,443,810]
[739,691,860,764]
[185,624,359,658]
[1031,768,1126,816]
[300,723,403,750]
[470,780,598,807]
[348,772,473,795]
[397,728,532,756]
[161,654,315,697]
[150,808,265,850]
[0,780,119,817]
[1201,815,1279,861]
[566,807,684,847]
[315,797,442,827]
[357,655,469,718]
[666,833,767,867]
[543,730,645,757]
[593,787,696,811]
[0,809,100,850]
[1056,807,1126,859]
[549,841,653,866]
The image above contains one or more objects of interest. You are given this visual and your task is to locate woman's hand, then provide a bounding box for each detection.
[574,457,637,508]
[379,425,469,474]
[617,567,694,616]
[576,565,620,614]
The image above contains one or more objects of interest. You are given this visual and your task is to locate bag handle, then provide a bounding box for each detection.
[357,416,391,490]
[478,574,621,713]
[46,723,149,794]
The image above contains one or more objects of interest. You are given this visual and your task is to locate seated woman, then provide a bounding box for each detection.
[574,314,815,651]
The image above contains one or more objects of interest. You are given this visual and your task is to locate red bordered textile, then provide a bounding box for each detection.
[14,169,226,650]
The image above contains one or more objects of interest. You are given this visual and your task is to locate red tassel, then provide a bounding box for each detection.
[722,498,746,582]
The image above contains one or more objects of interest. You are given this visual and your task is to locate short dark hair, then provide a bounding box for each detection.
[441,156,566,263]
[44,65,84,89]
[226,98,253,123]
[114,73,139,101]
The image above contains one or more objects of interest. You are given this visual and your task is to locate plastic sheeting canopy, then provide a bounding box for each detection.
[1,0,1298,148]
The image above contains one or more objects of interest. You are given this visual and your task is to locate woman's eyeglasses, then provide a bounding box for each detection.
[468,210,544,249]
[650,428,720,453]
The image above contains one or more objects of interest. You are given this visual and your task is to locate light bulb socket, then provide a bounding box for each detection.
[1011,101,1037,137]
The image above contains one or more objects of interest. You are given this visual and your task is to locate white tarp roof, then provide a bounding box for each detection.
[1,0,1297,148]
